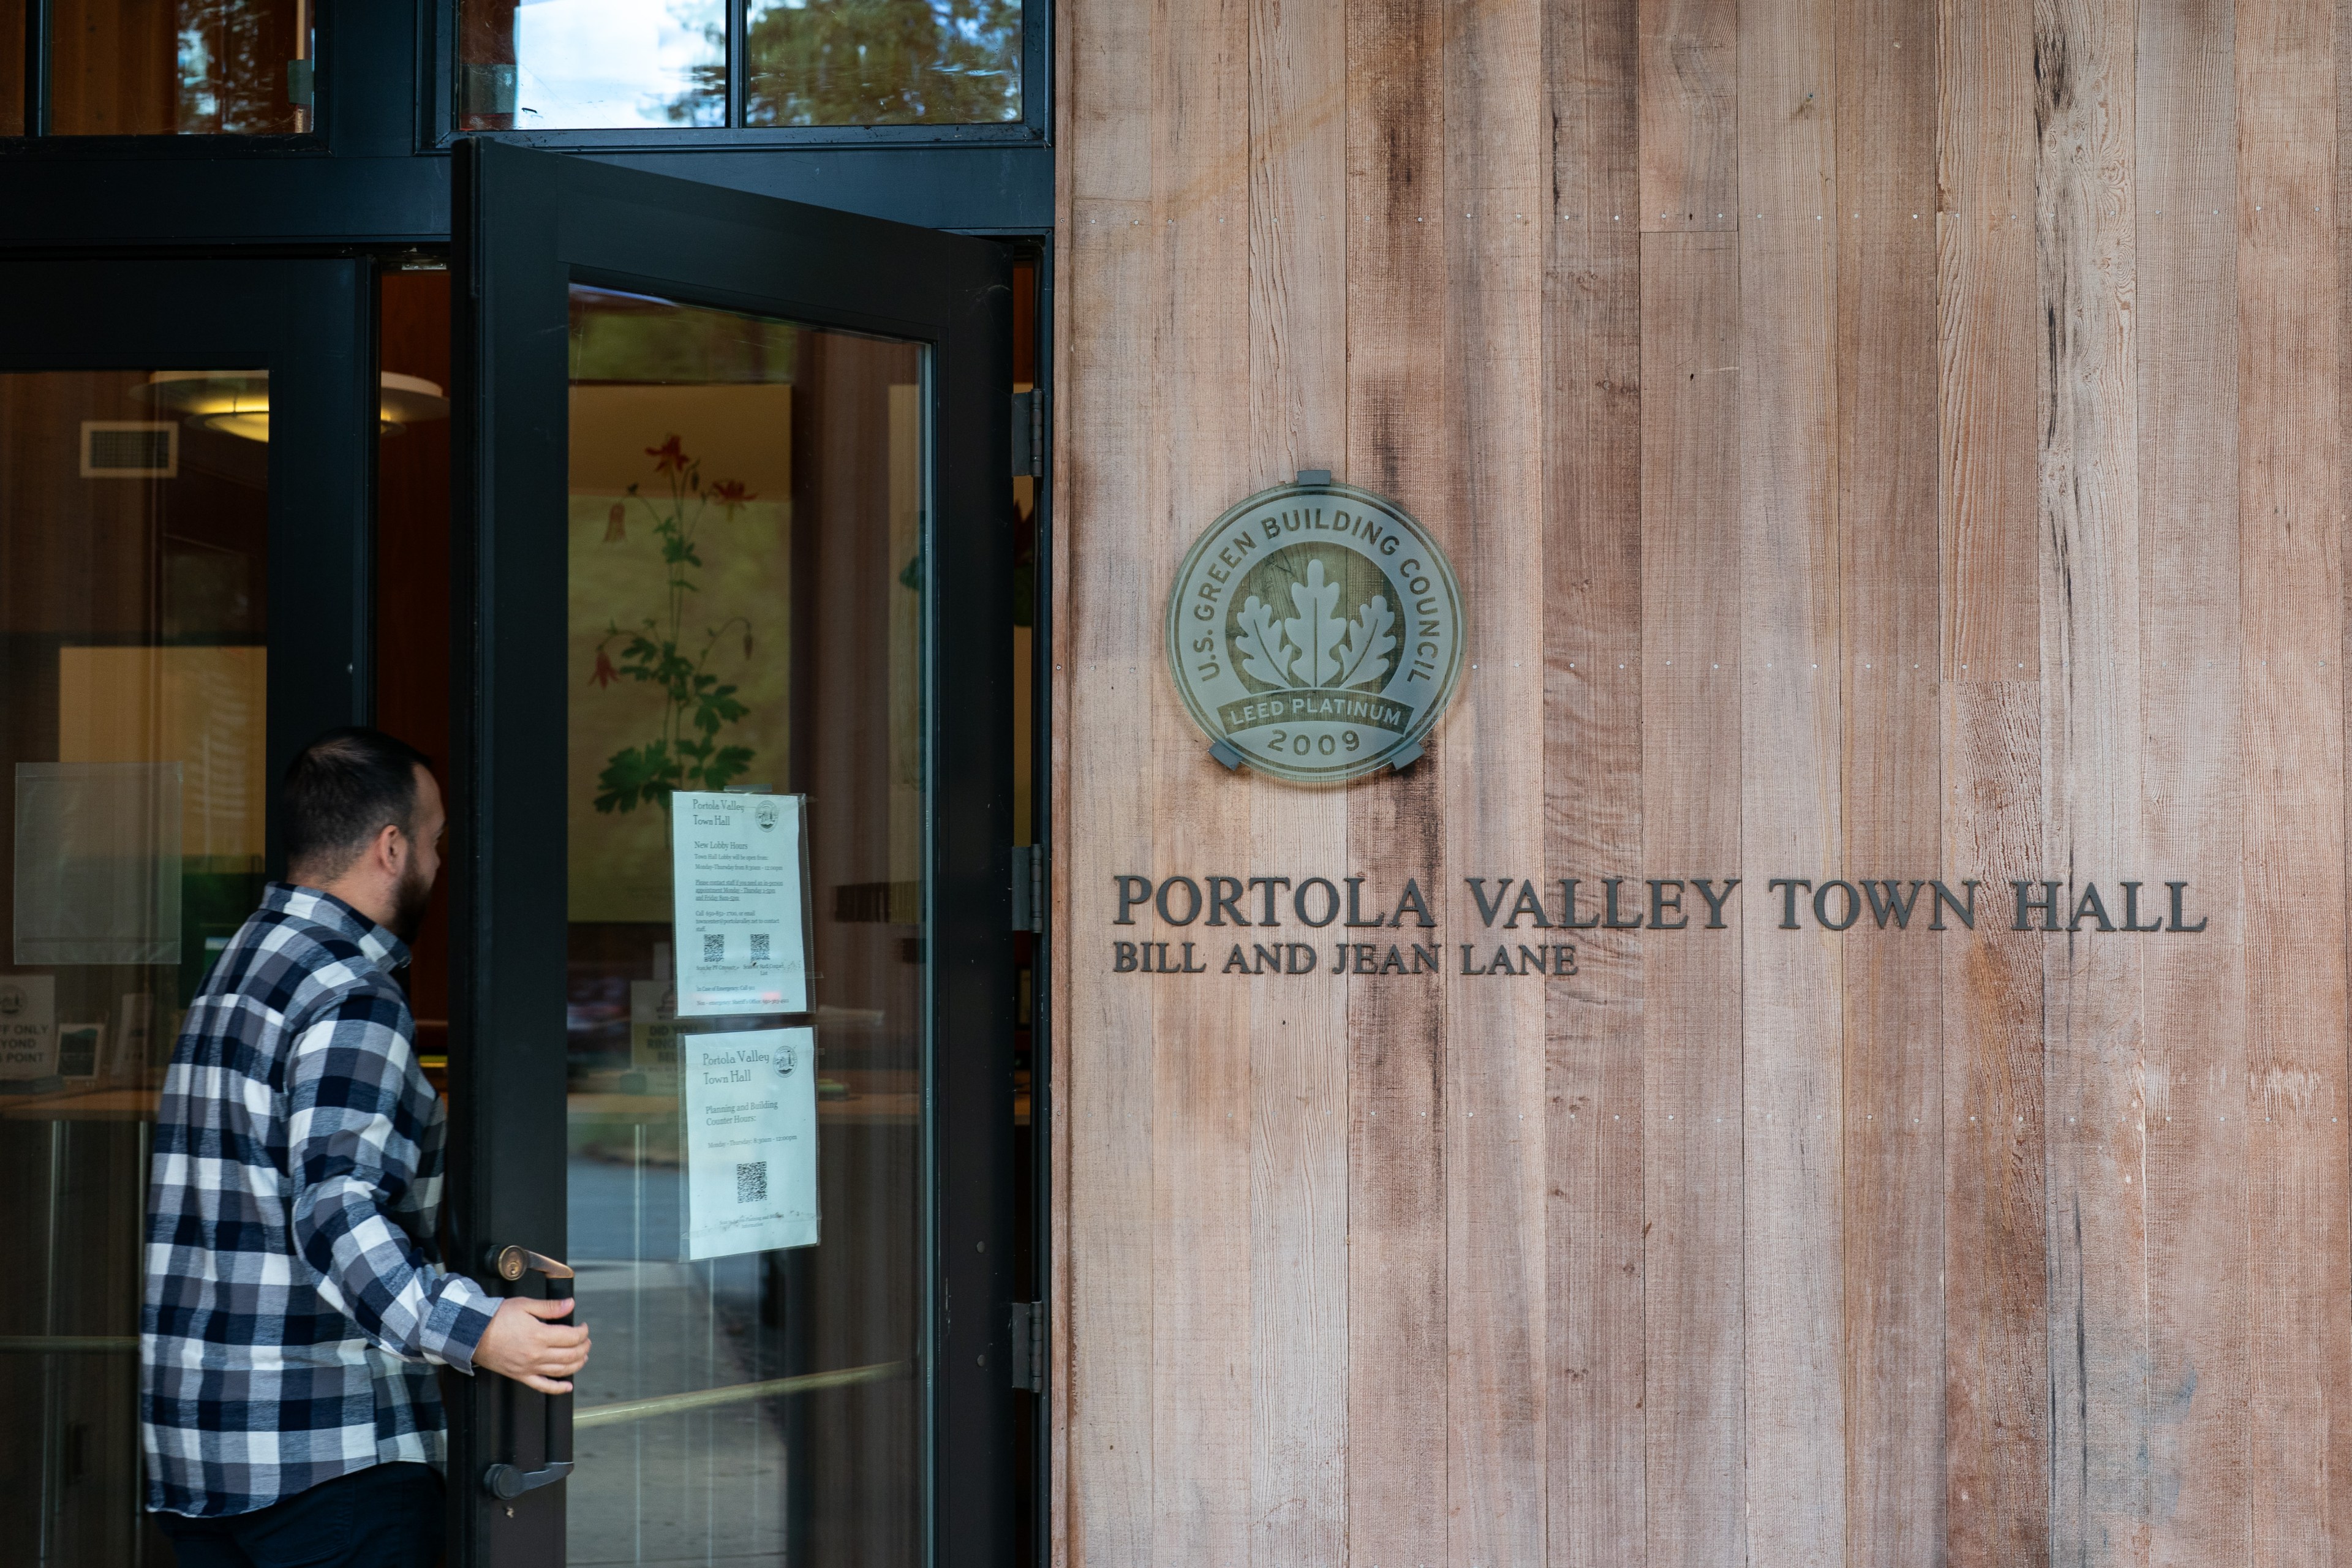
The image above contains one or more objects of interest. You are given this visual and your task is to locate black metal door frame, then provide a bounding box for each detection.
[448,137,1019,1568]
[0,0,1051,250]
[0,258,375,1563]
[0,257,379,859]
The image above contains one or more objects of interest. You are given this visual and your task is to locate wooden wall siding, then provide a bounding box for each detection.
[1050,0,2352,1559]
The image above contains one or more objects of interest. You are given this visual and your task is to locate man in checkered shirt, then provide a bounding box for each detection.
[142,729,592,1567]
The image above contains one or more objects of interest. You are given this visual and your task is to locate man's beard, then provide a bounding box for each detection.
[389,856,435,941]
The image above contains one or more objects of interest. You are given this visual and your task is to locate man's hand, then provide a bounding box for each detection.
[472,1297,591,1394]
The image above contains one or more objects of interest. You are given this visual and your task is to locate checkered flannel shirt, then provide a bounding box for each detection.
[142,883,499,1517]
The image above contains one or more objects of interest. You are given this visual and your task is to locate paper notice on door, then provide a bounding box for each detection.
[669,792,810,1017]
[0,976,58,1083]
[682,1026,819,1260]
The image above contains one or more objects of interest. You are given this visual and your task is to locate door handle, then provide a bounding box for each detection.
[490,1245,575,1286]
[481,1244,576,1500]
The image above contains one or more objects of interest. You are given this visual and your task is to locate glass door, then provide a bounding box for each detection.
[448,141,1019,1568]
[0,257,376,1566]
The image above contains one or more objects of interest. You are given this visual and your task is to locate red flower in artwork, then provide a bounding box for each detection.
[644,435,688,475]
[590,648,619,688]
[709,478,756,512]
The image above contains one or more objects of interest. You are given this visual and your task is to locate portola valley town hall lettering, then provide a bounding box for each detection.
[1106,873,2212,978]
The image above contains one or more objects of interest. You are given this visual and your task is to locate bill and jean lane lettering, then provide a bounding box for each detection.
[1107,873,2212,976]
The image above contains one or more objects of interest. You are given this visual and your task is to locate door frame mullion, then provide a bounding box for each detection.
[449,138,1018,1568]
[448,137,576,1568]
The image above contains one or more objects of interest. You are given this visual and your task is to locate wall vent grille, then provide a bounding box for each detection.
[81,421,178,478]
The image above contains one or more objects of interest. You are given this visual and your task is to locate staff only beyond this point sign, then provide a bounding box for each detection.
[1166,473,1465,785]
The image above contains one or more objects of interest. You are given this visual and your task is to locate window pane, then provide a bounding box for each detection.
[50,0,313,135]
[376,270,457,1071]
[458,0,725,131]
[0,369,269,1562]
[745,0,1020,126]
[564,285,929,1563]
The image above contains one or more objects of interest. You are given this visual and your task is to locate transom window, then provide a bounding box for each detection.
[5,0,316,137]
[454,0,1022,130]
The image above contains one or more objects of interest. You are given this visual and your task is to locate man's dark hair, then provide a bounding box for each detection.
[282,727,435,876]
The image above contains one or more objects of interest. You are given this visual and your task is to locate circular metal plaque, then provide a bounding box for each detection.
[1166,478,1464,784]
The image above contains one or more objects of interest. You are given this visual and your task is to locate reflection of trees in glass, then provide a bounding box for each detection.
[571,295,799,385]
[176,0,302,134]
[671,0,1020,126]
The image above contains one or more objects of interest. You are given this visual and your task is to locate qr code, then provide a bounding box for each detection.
[703,933,724,962]
[736,1161,767,1203]
[750,932,771,961]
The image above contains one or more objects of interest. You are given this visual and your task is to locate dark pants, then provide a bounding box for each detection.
[157,1461,445,1568]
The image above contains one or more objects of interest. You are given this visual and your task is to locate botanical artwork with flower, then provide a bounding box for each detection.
[568,398,792,925]
[587,435,763,812]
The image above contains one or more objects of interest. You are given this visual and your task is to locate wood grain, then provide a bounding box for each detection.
[2135,0,2247,1560]
[1939,683,2051,1567]
[1934,0,2050,1517]
[2236,0,2351,1555]
[1935,2,2048,1559]
[1145,0,1255,1564]
[2340,1,2352,1550]
[1247,0,1350,1561]
[1057,0,1161,1551]
[1044,0,2352,1559]
[1341,0,1451,1563]
[1638,0,1736,231]
[1737,0,1846,1557]
[2032,0,2147,1553]
[1638,229,1744,1568]
[1833,0,1943,1556]
[1441,0,1551,1558]
[1937,0,2040,681]
[1546,0,1648,1560]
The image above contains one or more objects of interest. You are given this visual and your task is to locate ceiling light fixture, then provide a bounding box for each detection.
[136,371,451,442]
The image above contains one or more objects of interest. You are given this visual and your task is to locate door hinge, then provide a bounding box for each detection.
[1011,389,1044,477]
[1011,845,1043,933]
[1009,1300,1045,1392]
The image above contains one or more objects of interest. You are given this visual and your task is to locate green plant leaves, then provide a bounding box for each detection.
[594,741,677,814]
[738,0,1022,128]
[588,435,763,814]
[690,676,750,739]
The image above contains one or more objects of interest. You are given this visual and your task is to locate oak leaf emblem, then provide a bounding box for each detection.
[1233,559,1395,692]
